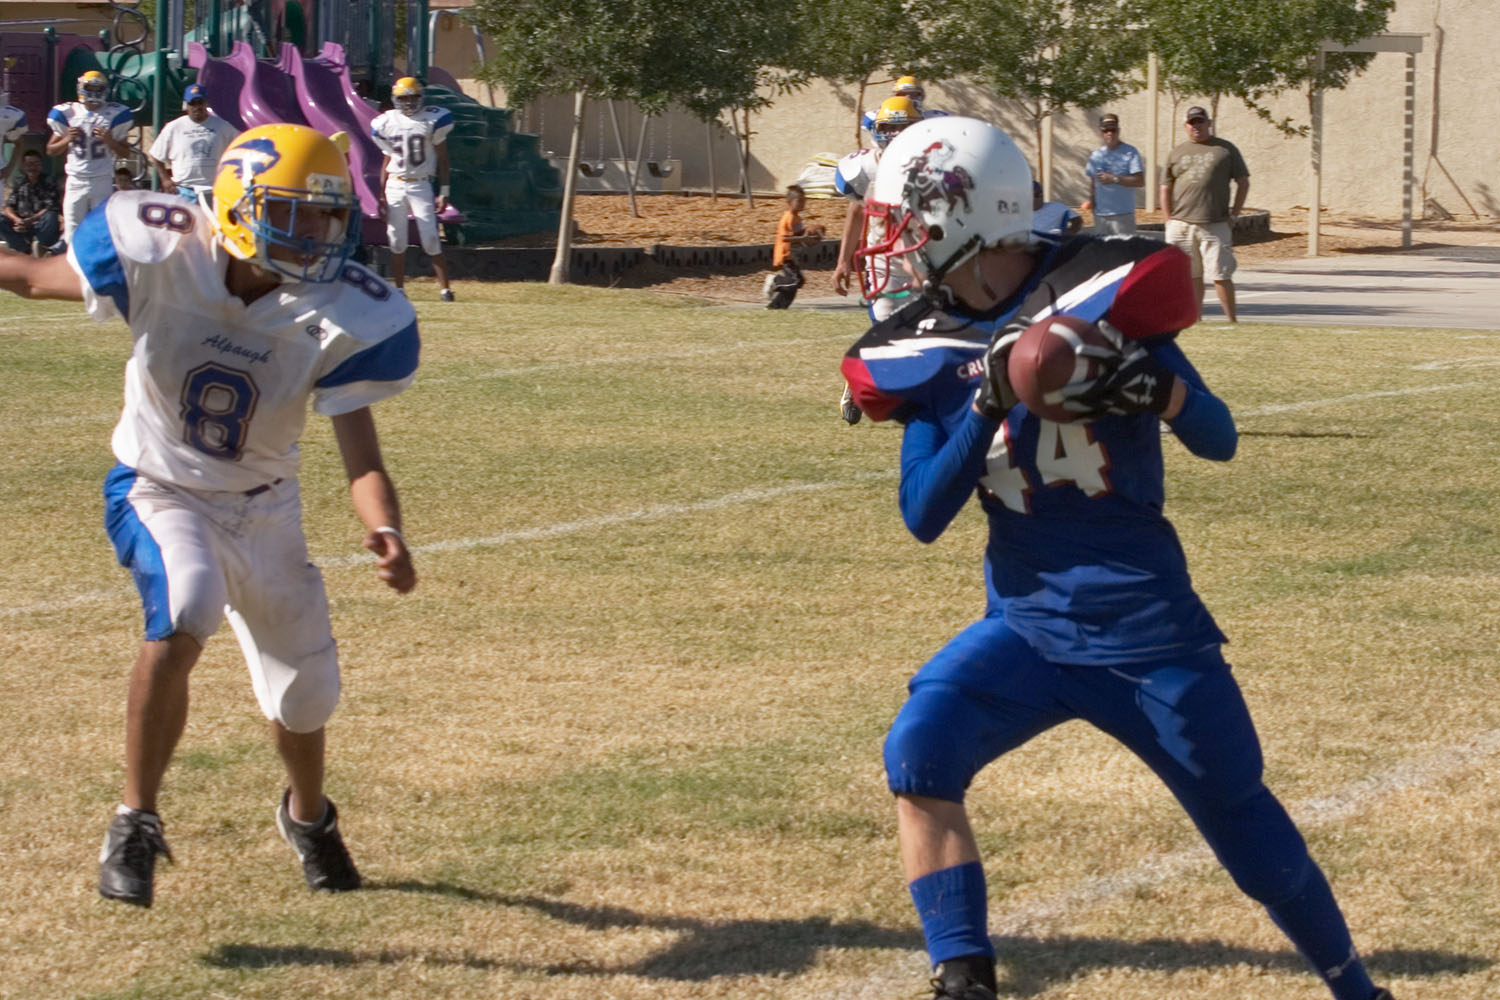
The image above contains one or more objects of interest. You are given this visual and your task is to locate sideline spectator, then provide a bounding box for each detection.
[113,166,135,191]
[765,184,822,309]
[1162,105,1250,322]
[147,84,239,201]
[1083,113,1144,234]
[0,150,62,255]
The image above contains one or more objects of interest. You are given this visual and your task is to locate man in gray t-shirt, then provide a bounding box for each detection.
[1161,106,1249,322]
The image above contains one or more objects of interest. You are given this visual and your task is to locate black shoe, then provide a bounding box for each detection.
[840,383,863,425]
[98,808,173,907]
[440,288,455,302]
[275,790,361,891]
[931,956,998,999]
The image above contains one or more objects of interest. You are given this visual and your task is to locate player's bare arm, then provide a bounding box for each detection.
[331,406,416,594]
[833,199,862,295]
[435,143,450,212]
[93,126,131,157]
[0,250,84,300]
[46,130,72,155]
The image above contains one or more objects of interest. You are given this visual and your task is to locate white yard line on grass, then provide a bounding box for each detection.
[0,380,1488,618]
[847,725,1500,998]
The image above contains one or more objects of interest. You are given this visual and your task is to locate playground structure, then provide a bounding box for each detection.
[0,0,560,244]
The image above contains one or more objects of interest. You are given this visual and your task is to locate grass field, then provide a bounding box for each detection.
[1,281,1497,1000]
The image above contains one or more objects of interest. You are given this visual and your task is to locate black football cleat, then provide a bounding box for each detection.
[930,956,998,1000]
[440,288,455,302]
[276,790,361,892]
[98,808,173,907]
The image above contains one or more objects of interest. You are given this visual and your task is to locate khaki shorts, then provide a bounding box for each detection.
[1165,219,1236,281]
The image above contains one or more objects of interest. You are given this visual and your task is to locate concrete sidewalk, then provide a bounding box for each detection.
[779,244,1500,331]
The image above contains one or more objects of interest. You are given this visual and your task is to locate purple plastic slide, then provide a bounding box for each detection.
[187,41,462,246]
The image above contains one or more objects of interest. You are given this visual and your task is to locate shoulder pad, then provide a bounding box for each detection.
[1021,237,1197,340]
[841,298,987,422]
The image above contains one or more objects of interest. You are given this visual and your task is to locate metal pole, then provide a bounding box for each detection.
[1308,50,1324,256]
[1401,51,1415,248]
[549,88,586,285]
[152,0,169,165]
[1145,52,1158,213]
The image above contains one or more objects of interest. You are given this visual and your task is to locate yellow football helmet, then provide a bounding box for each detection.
[79,69,109,109]
[211,123,359,283]
[392,76,423,115]
[893,75,925,102]
[871,96,919,147]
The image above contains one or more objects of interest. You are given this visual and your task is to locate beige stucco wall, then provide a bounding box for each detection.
[430,0,1494,219]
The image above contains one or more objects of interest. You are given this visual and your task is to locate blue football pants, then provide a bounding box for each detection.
[884,615,1375,998]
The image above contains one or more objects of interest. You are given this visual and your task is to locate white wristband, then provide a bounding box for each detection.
[439,185,451,200]
[374,525,405,546]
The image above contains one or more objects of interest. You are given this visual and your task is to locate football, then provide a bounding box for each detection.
[1006,315,1119,423]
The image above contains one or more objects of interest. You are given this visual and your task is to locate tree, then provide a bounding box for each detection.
[469,0,798,274]
[931,0,1148,171]
[787,0,946,147]
[1143,0,1395,135]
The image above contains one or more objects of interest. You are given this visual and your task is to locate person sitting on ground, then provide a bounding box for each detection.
[0,150,62,255]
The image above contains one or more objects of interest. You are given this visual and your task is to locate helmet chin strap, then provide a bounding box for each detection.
[919,234,983,308]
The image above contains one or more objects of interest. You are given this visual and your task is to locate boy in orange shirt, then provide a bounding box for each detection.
[765,185,822,309]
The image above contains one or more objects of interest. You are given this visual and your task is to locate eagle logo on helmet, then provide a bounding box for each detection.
[901,140,973,217]
[218,137,282,188]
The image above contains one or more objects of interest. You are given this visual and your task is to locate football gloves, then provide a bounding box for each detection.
[973,326,1022,421]
[1058,321,1176,419]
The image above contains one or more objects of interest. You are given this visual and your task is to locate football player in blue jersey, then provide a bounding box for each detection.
[0,124,419,908]
[842,117,1393,1000]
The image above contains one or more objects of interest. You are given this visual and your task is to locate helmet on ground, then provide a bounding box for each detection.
[79,70,109,109]
[858,117,1034,299]
[892,75,925,103]
[871,96,920,148]
[211,123,359,283]
[393,77,423,115]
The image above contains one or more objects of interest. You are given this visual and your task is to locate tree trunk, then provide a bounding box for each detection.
[854,75,869,147]
[549,88,587,285]
[737,107,754,208]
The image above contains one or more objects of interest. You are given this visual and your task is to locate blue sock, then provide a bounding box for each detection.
[1264,865,1376,1000]
[908,861,994,964]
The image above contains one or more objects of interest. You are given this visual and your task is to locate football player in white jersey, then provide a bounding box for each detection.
[45,69,134,251]
[832,96,920,320]
[832,96,920,423]
[370,77,456,300]
[147,82,239,200]
[0,123,420,908]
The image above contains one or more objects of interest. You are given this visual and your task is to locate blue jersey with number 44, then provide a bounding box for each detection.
[67,191,419,492]
[846,238,1231,666]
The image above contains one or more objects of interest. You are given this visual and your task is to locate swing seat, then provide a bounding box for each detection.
[577,161,608,177]
[646,160,674,178]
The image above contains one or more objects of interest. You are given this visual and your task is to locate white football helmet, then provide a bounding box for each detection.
[858,117,1034,299]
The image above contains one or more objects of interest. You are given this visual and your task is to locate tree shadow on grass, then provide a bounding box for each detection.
[199,880,1490,993]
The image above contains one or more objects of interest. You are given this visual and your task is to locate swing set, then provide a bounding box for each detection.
[569,97,677,193]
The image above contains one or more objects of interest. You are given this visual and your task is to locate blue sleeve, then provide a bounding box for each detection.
[1155,340,1237,461]
[316,319,420,389]
[109,107,133,130]
[72,204,130,320]
[898,402,997,543]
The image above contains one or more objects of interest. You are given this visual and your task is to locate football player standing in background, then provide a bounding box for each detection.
[371,77,456,301]
[0,123,419,908]
[147,83,240,201]
[841,117,1393,1000]
[46,70,134,254]
[0,87,26,185]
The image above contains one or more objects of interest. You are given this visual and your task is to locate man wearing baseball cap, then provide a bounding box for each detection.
[147,83,240,200]
[1083,113,1144,234]
[1161,105,1250,322]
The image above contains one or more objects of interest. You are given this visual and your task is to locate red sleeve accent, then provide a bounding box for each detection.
[1107,246,1200,339]
[841,354,903,422]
